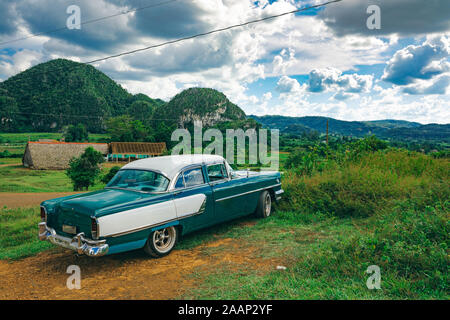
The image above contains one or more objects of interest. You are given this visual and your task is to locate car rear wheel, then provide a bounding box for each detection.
[255,190,272,218]
[144,226,178,258]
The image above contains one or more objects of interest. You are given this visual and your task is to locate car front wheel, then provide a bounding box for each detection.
[255,190,272,218]
[144,226,178,258]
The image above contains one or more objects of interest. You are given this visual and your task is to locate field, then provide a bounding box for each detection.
[0,165,107,193]
[0,132,109,144]
[0,136,448,299]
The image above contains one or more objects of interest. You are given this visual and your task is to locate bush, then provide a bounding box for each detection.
[101,166,121,184]
[66,147,104,191]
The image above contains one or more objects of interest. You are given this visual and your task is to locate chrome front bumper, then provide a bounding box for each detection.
[38,222,109,257]
[275,189,284,201]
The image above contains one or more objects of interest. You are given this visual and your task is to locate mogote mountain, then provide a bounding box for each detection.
[0,59,249,133]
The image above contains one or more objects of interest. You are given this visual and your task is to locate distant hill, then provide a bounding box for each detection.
[0,59,162,133]
[153,87,247,128]
[250,115,449,143]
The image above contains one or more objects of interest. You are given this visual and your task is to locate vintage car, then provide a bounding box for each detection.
[38,154,283,258]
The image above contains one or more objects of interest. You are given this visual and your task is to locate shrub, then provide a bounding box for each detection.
[66,147,104,191]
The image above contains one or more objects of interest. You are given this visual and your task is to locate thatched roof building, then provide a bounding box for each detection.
[23,141,109,170]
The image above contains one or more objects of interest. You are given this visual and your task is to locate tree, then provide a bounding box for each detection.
[105,115,151,142]
[63,124,89,142]
[66,147,104,191]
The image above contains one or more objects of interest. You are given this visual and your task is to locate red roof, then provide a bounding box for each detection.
[28,141,107,145]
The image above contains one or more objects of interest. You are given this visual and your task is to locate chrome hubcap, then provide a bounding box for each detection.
[265,193,271,216]
[153,227,175,253]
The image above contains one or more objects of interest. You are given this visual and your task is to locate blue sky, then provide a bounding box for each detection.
[0,0,449,124]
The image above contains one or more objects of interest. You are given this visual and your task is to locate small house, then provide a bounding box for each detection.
[22,141,109,170]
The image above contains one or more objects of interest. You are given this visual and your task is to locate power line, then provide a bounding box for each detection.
[0,0,343,120]
[2,0,342,83]
[85,0,343,64]
[0,0,343,121]
[0,0,179,46]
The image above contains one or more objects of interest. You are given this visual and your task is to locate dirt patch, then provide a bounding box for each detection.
[0,192,86,208]
[0,236,280,300]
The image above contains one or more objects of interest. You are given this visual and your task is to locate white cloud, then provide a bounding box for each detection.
[308,67,373,94]
[382,35,450,85]
[276,75,302,93]
[0,49,44,80]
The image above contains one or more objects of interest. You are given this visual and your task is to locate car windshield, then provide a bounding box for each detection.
[106,169,169,192]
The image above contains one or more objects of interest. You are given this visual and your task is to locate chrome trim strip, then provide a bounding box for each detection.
[107,200,207,238]
[215,184,282,202]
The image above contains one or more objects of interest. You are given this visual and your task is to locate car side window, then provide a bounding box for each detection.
[183,168,205,187]
[207,164,227,182]
[174,175,184,189]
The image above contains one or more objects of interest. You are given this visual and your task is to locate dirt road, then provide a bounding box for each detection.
[0,192,84,208]
[0,233,278,300]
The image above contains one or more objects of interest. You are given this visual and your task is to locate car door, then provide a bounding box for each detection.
[172,166,215,233]
[207,163,251,222]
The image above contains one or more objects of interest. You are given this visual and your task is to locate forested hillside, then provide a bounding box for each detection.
[0,59,252,135]
[0,59,161,133]
[251,115,449,143]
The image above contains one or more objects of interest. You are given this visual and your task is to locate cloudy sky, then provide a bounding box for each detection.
[0,0,449,124]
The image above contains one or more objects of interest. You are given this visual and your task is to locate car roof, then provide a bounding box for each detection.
[120,154,226,180]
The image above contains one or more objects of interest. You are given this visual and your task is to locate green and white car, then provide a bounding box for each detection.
[38,154,283,258]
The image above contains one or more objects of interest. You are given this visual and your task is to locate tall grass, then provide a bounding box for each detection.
[274,146,449,298]
[280,149,449,218]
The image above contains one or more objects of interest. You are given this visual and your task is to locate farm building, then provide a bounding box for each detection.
[108,142,167,162]
[22,141,109,170]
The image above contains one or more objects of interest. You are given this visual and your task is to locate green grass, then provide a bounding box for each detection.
[0,132,110,144]
[0,158,22,165]
[0,207,54,260]
[0,147,448,299]
[0,165,106,192]
[179,150,449,299]
[180,207,448,300]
